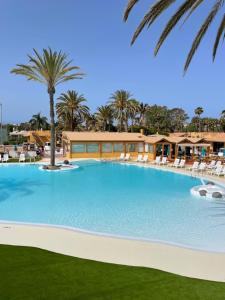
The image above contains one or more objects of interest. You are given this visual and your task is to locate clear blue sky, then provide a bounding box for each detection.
[1,0,225,123]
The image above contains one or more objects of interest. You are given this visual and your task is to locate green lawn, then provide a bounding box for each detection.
[0,245,225,300]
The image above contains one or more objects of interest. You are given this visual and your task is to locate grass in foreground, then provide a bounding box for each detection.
[0,245,225,300]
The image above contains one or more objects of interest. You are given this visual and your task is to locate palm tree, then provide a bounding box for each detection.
[85,113,98,131]
[195,107,204,132]
[56,90,89,131]
[127,99,139,131]
[11,48,84,168]
[109,90,134,132]
[29,113,49,130]
[220,109,225,131]
[221,109,225,119]
[95,105,114,131]
[124,0,225,72]
[138,102,150,127]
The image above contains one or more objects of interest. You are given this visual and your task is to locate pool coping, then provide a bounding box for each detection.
[0,159,225,282]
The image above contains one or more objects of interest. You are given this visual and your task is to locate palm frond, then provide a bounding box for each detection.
[181,0,204,27]
[154,0,203,55]
[124,0,140,21]
[11,48,84,90]
[184,0,224,72]
[125,0,225,71]
[213,13,225,60]
[131,0,175,45]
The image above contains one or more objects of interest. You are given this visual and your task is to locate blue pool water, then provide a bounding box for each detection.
[0,161,225,252]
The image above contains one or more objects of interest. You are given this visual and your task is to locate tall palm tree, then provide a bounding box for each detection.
[109,90,134,132]
[124,0,225,72]
[195,107,204,132]
[11,48,84,168]
[29,113,49,130]
[56,90,89,131]
[95,105,114,131]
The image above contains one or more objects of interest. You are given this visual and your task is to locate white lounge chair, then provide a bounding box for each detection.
[154,156,161,165]
[19,153,26,162]
[136,154,143,162]
[177,159,185,168]
[222,168,225,177]
[2,153,9,163]
[9,150,18,159]
[211,165,224,176]
[171,158,180,167]
[142,154,149,163]
[28,151,37,162]
[207,160,216,169]
[124,153,130,161]
[214,161,222,169]
[119,153,125,161]
[197,162,206,173]
[188,161,199,171]
[160,157,168,165]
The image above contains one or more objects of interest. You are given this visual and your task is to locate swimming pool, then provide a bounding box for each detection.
[0,160,224,252]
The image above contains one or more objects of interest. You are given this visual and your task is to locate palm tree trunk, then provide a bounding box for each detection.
[120,119,123,132]
[124,120,128,132]
[131,119,134,132]
[71,109,74,131]
[49,91,55,166]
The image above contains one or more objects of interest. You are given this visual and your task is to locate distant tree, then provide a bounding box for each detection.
[11,48,84,167]
[202,117,220,132]
[95,105,114,131]
[6,123,14,133]
[109,90,134,132]
[221,109,225,119]
[85,113,98,131]
[145,105,171,135]
[56,90,89,131]
[138,102,150,127]
[168,108,189,132]
[194,107,204,132]
[18,122,31,131]
[127,99,140,132]
[29,113,49,130]
[220,110,225,132]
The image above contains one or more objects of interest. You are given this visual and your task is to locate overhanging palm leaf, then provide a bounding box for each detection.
[124,0,225,72]
[11,48,84,167]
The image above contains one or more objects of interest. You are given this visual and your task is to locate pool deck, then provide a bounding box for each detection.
[0,158,225,283]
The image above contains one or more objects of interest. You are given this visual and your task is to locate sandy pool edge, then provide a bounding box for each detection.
[1,222,225,283]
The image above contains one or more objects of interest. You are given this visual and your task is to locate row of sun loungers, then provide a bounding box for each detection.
[1,151,37,163]
[118,153,225,178]
[169,159,225,176]
[119,153,149,163]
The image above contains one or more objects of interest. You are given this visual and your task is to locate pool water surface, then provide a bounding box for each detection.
[0,161,224,252]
